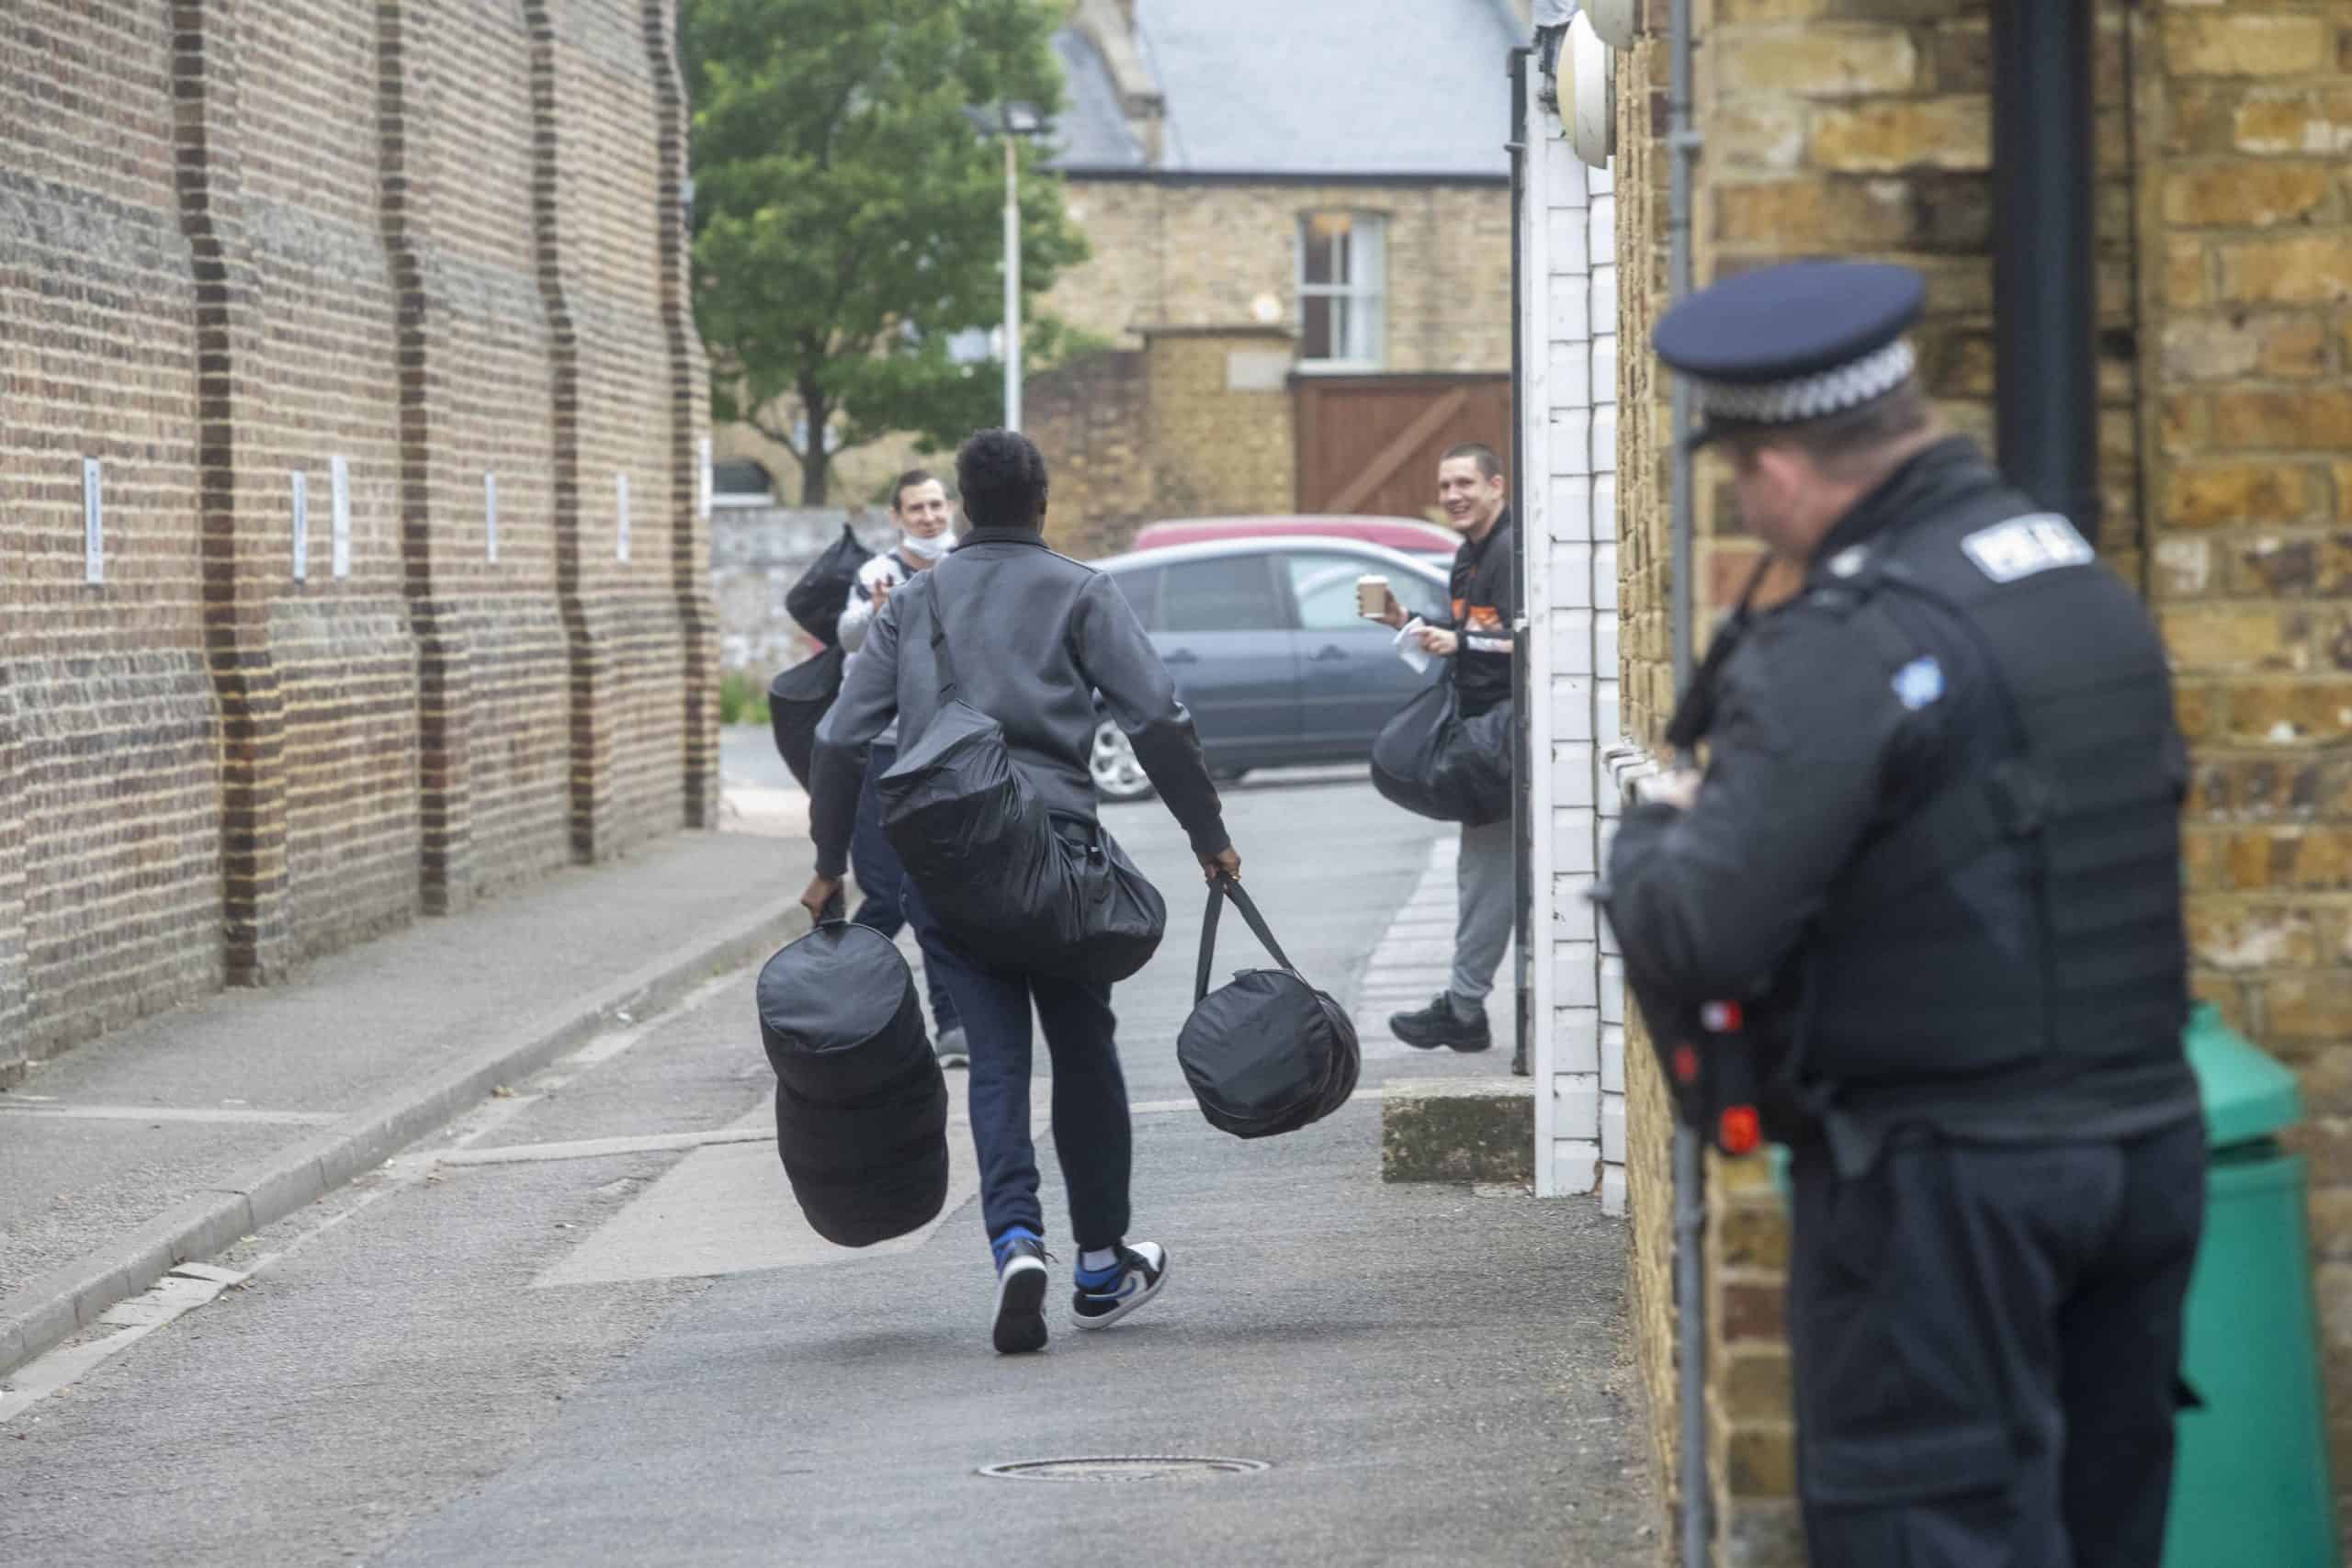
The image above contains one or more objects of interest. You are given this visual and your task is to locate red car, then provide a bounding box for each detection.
[1129,514,1460,570]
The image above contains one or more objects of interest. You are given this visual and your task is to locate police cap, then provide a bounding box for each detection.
[1652,260,1926,445]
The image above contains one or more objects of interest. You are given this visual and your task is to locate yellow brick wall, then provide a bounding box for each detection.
[1047,178,1513,373]
[1604,0,2352,1561]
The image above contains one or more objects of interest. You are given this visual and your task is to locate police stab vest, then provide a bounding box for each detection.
[1795,500,2190,1090]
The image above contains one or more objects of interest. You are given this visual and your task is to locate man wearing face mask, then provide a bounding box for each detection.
[836,468,966,1065]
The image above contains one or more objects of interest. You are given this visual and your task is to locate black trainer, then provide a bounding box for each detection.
[1388,992,1492,1053]
[1069,1241,1168,1330]
[990,1233,1051,1355]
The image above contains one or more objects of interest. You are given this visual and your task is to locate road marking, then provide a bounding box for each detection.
[0,1104,343,1126]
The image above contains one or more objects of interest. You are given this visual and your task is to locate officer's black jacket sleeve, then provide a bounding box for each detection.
[808,596,901,880]
[1604,606,1910,1002]
[1072,575,1230,859]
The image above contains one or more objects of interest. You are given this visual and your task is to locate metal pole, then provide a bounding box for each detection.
[1667,0,1710,1561]
[1003,132,1023,433]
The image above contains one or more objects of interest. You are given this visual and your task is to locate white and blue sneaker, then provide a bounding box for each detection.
[1069,1241,1168,1330]
[990,1229,1051,1355]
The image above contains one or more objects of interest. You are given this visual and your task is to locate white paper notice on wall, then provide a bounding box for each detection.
[82,457,104,585]
[330,456,353,579]
[291,471,311,581]
[616,472,631,562]
[485,472,500,563]
[697,437,713,521]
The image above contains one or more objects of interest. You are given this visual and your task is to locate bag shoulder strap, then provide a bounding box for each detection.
[1194,876,1302,1002]
[922,565,963,700]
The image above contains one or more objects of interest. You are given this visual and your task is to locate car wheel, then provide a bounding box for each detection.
[1212,767,1249,785]
[1090,719,1156,802]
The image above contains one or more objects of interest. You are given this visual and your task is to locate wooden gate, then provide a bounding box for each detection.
[1292,372,1514,518]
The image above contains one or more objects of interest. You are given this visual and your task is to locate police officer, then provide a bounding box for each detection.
[1602,261,2206,1565]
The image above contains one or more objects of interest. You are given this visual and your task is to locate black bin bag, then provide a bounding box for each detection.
[1370,680,1512,827]
[785,522,872,647]
[876,570,1165,985]
[1177,878,1360,1139]
[767,643,846,791]
[754,921,948,1247]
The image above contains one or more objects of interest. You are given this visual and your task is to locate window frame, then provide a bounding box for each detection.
[1295,210,1388,372]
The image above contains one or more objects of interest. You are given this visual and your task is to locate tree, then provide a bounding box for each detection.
[684,0,1090,503]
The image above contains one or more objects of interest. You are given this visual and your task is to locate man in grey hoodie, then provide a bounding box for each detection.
[800,429,1239,1355]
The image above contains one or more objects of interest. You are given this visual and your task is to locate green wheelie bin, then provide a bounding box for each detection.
[2162,1002,2341,1567]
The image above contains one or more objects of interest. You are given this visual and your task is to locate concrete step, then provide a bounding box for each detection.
[1380,1077,1535,1185]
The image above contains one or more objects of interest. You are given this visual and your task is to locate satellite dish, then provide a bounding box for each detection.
[1566,16,1616,169]
[1587,0,1639,51]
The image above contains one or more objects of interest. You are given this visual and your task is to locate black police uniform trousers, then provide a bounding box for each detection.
[1788,1118,2205,1568]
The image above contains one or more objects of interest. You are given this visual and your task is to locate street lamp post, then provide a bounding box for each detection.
[967,102,1045,433]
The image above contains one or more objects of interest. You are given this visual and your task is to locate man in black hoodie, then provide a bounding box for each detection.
[800,429,1241,1355]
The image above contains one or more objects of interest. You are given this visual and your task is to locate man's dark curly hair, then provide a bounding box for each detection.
[955,428,1048,529]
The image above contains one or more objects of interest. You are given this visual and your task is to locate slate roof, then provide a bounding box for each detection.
[1048,0,1521,180]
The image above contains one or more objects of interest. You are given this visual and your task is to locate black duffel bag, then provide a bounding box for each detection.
[755,921,949,1247]
[876,568,1165,985]
[1177,877,1360,1139]
[785,521,872,647]
[1370,679,1512,827]
[767,643,846,791]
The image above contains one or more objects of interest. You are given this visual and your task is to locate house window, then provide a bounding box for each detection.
[1298,212,1385,367]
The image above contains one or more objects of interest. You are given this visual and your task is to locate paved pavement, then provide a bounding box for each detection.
[0,732,1652,1565]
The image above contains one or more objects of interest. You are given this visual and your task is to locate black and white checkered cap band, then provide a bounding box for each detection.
[1690,338,1917,426]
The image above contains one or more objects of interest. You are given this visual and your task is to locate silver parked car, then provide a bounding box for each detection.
[1085,536,1453,800]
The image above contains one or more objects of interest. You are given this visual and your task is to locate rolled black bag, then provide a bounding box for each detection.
[1177,877,1360,1140]
[876,570,1165,985]
[767,643,846,791]
[784,521,872,647]
[1370,679,1512,827]
[754,921,948,1247]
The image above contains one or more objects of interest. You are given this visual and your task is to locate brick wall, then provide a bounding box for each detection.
[1028,348,1150,559]
[1,1,711,1067]
[1610,0,2352,1559]
[2,4,223,1063]
[1048,177,1514,374]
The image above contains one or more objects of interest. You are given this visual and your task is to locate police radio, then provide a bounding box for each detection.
[1606,556,1779,1159]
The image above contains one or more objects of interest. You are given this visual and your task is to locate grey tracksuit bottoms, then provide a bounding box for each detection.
[1450,816,1514,1009]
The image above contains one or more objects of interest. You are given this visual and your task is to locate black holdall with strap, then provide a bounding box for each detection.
[1370,680,1512,827]
[785,521,873,647]
[875,563,1166,985]
[1178,876,1361,1140]
[767,643,846,791]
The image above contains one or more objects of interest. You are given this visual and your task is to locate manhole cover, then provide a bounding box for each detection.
[978,1456,1270,1483]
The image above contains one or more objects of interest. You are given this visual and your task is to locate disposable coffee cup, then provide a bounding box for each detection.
[1356,575,1390,619]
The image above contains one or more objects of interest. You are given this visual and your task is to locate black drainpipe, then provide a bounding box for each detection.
[1993,0,2100,547]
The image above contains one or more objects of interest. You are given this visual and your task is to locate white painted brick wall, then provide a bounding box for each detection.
[1521,58,1620,1213]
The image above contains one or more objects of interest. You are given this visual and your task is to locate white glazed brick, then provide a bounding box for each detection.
[1548,276,1590,344]
[1551,817,1595,874]
[1600,1022,1627,1094]
[1600,1162,1628,1217]
[1552,1007,1601,1074]
[1555,947,1599,1008]
[1549,608,1593,675]
[1549,407,1592,476]
[1549,477,1594,544]
[1595,613,1620,678]
[1589,159,1614,197]
[1591,263,1619,336]
[1550,542,1593,611]
[1555,1139,1602,1194]
[1601,1095,1627,1164]
[1555,1072,1602,1136]
[1591,402,1619,476]
[1593,542,1619,611]
[1550,675,1593,739]
[1588,194,1615,258]
[1600,955,1626,1026]
[1547,209,1591,275]
[1548,342,1591,409]
[1552,874,1597,941]
[1552,741,1595,807]
[1595,680,1622,756]
[1591,334,1619,407]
